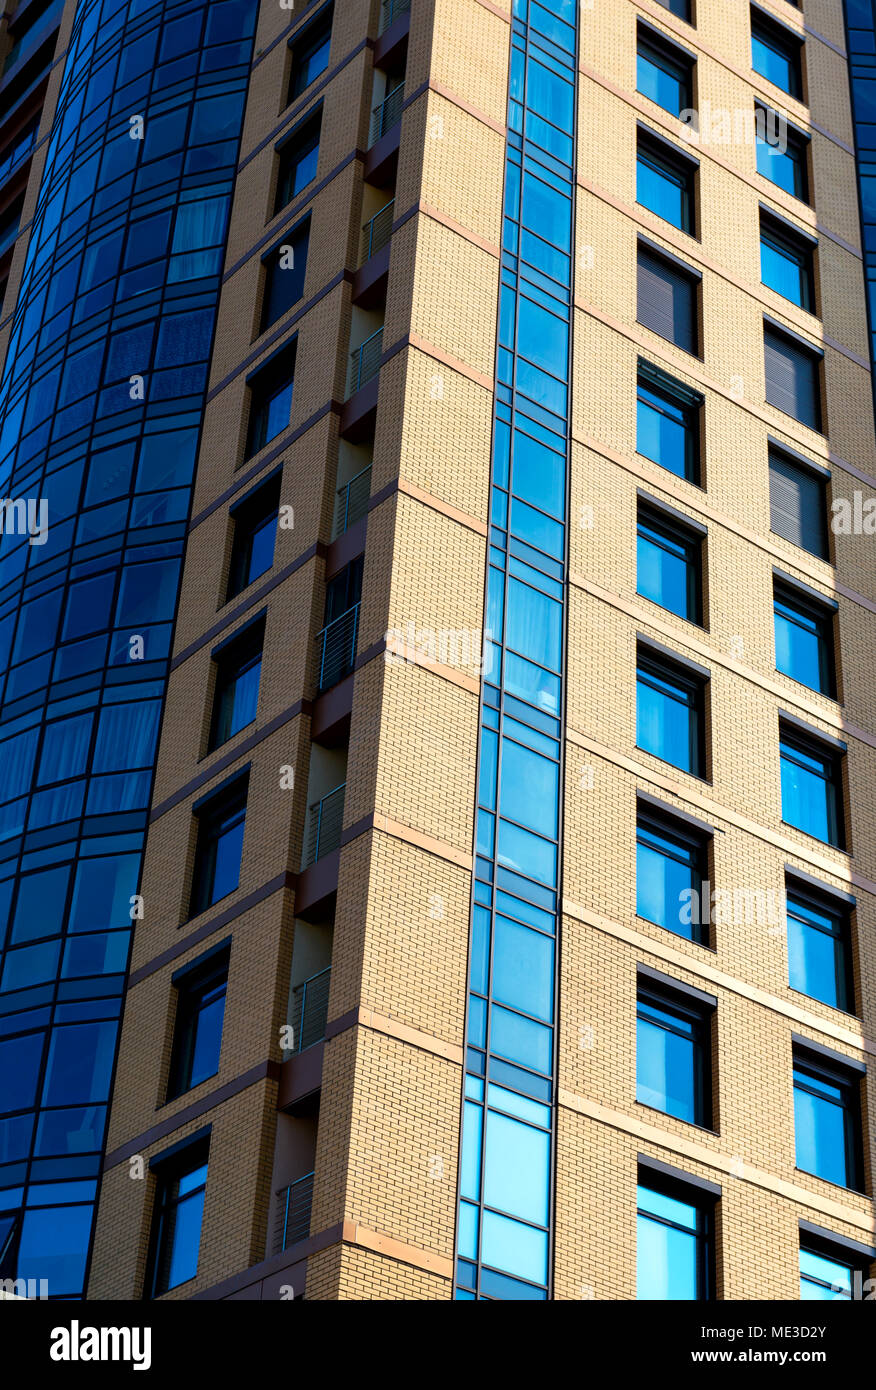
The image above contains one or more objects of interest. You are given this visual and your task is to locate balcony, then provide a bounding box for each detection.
[353,200,393,308]
[288,967,331,1054]
[0,123,37,193]
[347,328,382,399]
[341,328,382,441]
[379,0,411,33]
[365,84,403,187]
[304,782,346,868]
[315,603,359,693]
[333,464,371,539]
[273,1171,314,1254]
[370,84,404,146]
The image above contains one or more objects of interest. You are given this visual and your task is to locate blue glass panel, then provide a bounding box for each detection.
[483,1109,550,1225]
[17,1204,92,1294]
[481,1209,548,1285]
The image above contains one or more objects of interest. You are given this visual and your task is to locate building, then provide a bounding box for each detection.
[0,0,874,1302]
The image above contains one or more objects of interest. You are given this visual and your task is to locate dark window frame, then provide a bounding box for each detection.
[786,880,855,1016]
[286,2,334,105]
[768,447,829,560]
[259,215,311,334]
[636,362,702,484]
[760,211,815,312]
[636,805,711,946]
[764,322,823,432]
[636,24,696,118]
[773,578,835,697]
[751,6,805,101]
[793,1049,864,1193]
[637,130,697,235]
[636,645,708,779]
[274,107,322,214]
[145,1136,210,1299]
[208,617,265,751]
[167,947,230,1100]
[779,723,845,849]
[189,775,248,919]
[226,472,282,603]
[245,341,297,459]
[637,501,704,625]
[637,243,700,356]
[637,1167,716,1301]
[636,979,714,1128]
[755,103,810,202]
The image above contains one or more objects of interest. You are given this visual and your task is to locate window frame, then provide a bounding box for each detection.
[636,129,697,235]
[636,362,702,484]
[637,502,704,625]
[786,881,854,1016]
[768,447,829,560]
[167,948,230,1100]
[636,25,695,118]
[636,806,710,945]
[208,618,265,751]
[637,242,700,356]
[274,107,321,214]
[779,723,845,849]
[286,3,333,105]
[245,342,297,459]
[793,1050,863,1193]
[189,775,248,919]
[636,979,713,1128]
[636,1169,715,1300]
[751,7,805,100]
[259,215,311,334]
[226,473,282,603]
[636,646,708,779]
[755,104,809,201]
[146,1137,210,1299]
[773,579,835,697]
[764,321,823,432]
[760,212,815,312]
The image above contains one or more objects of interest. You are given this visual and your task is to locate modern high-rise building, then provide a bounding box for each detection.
[0,0,875,1303]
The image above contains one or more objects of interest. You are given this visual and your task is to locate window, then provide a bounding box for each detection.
[780,724,844,847]
[773,581,834,695]
[793,1050,862,1191]
[287,3,333,103]
[260,217,310,332]
[636,806,709,945]
[637,977,712,1126]
[226,473,281,601]
[764,324,822,431]
[637,27,694,118]
[756,106,809,200]
[654,0,692,19]
[637,647,707,777]
[800,1241,868,1301]
[786,883,853,1014]
[636,364,701,483]
[751,9,803,100]
[275,110,321,212]
[768,449,828,559]
[637,1173,713,1299]
[638,245,699,355]
[209,619,264,750]
[637,503,702,623]
[760,213,814,310]
[637,131,696,233]
[245,343,296,457]
[147,1139,209,1297]
[168,948,230,1098]
[189,776,248,917]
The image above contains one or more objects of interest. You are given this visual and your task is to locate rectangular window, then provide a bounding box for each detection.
[637,503,702,623]
[756,107,809,200]
[637,27,694,118]
[793,1051,862,1191]
[287,4,333,103]
[190,776,248,917]
[637,1174,713,1300]
[636,365,701,483]
[637,131,696,233]
[637,647,707,777]
[751,8,804,98]
[760,213,814,310]
[638,245,699,355]
[209,619,264,750]
[786,883,853,1014]
[764,324,822,431]
[147,1140,209,1297]
[246,343,296,458]
[275,110,321,213]
[260,218,310,332]
[637,980,712,1126]
[768,449,828,559]
[636,808,709,945]
[800,1243,866,1301]
[780,724,844,847]
[168,948,230,1098]
[226,474,281,601]
[654,0,692,19]
[774,581,834,695]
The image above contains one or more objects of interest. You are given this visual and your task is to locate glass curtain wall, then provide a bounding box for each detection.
[454,0,578,1301]
[0,0,256,1296]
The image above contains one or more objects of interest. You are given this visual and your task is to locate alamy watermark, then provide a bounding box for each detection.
[384,623,493,676]
[679,103,788,153]
[0,496,48,546]
[680,882,785,930]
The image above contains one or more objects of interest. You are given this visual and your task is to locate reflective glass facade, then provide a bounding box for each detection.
[0,0,256,1295]
[845,0,876,406]
[454,0,577,1301]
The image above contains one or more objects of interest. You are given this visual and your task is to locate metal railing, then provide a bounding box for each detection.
[315,603,359,691]
[287,968,331,1054]
[273,1172,315,1254]
[304,783,346,866]
[347,327,383,397]
[379,0,411,34]
[360,197,395,265]
[369,82,404,146]
[332,465,372,538]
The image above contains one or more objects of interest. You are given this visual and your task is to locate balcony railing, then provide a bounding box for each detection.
[273,1171,314,1254]
[347,327,383,398]
[304,782,345,867]
[287,967,331,1054]
[315,603,359,692]
[332,465,372,538]
[379,0,411,34]
[369,82,404,146]
[360,198,395,265]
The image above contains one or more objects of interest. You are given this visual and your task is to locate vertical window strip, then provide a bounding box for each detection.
[454,0,578,1302]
